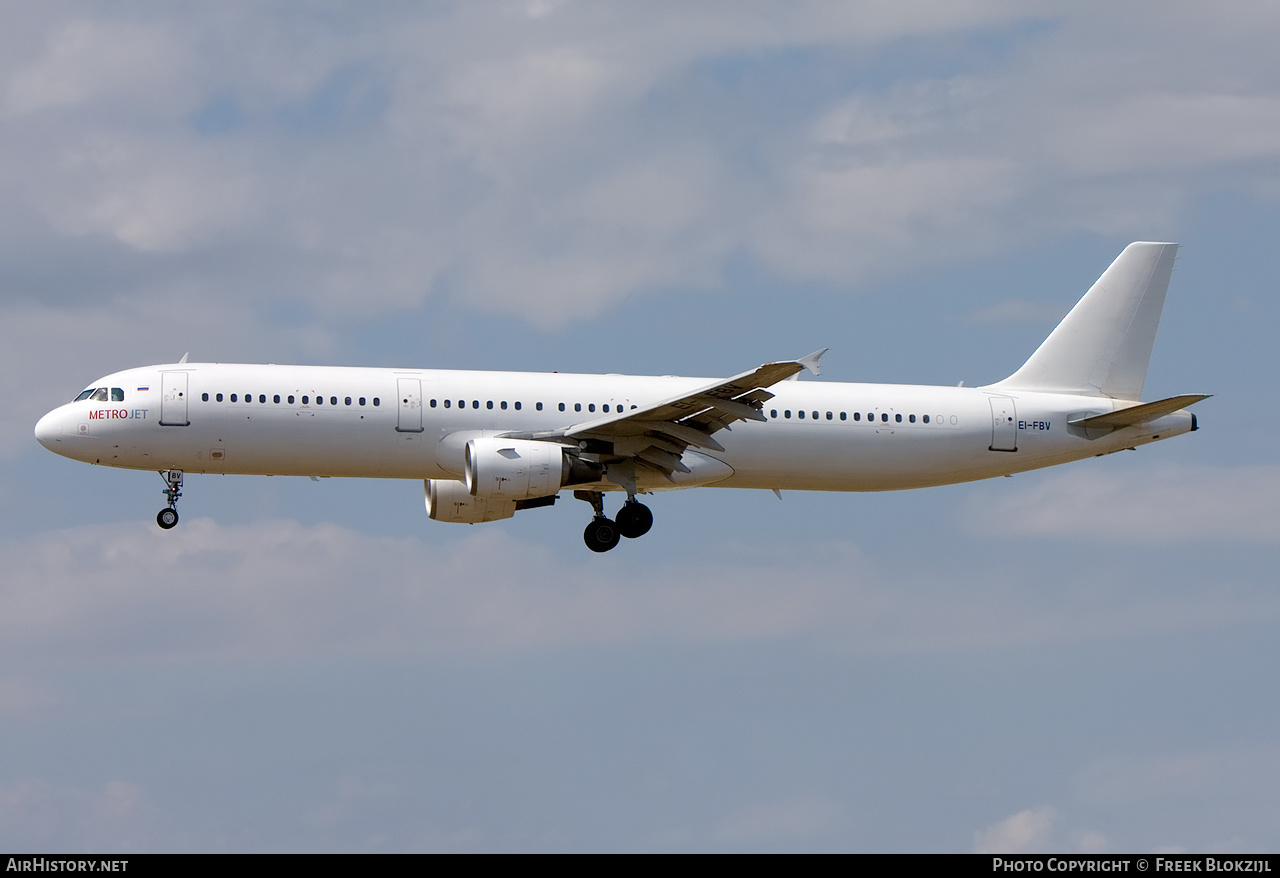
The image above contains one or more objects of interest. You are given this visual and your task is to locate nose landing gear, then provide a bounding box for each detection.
[156,469,183,529]
[575,490,653,552]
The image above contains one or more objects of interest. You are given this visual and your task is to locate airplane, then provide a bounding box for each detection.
[35,242,1208,553]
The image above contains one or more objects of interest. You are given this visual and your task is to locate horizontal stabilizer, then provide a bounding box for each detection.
[1068,394,1210,430]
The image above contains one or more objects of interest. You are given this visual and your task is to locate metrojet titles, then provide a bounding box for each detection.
[88,408,149,420]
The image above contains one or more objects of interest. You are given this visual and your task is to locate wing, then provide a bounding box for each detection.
[504,350,826,488]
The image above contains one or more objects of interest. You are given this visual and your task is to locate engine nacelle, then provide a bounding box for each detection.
[464,437,600,500]
[425,479,516,523]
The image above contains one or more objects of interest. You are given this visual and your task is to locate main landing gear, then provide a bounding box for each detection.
[156,469,183,529]
[576,490,653,553]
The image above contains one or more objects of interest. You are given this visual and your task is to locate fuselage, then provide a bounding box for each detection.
[34,362,1196,493]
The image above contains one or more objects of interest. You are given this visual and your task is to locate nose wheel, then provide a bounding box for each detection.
[156,470,183,529]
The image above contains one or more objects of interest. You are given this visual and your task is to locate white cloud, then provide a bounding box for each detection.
[973,805,1057,854]
[6,2,1279,332]
[966,464,1280,543]
[4,19,189,116]
[2,514,1276,668]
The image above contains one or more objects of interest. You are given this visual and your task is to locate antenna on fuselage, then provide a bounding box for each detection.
[178,352,189,364]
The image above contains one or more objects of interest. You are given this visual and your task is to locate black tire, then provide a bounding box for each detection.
[584,517,620,553]
[157,508,179,529]
[616,501,653,539]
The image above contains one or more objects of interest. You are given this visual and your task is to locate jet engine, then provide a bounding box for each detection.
[464,437,601,500]
[425,478,516,523]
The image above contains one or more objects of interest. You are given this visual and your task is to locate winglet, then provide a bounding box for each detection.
[790,348,828,379]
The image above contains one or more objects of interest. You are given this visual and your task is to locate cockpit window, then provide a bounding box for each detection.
[111,388,124,401]
[90,388,109,401]
[74,389,95,402]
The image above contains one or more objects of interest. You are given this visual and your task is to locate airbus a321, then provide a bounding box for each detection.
[35,242,1207,552]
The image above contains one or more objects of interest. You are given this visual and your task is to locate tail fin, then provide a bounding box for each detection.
[992,242,1178,399]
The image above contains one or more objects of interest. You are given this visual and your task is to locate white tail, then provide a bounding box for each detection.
[992,242,1178,400]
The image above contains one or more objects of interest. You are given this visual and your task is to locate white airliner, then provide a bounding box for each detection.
[35,242,1207,552]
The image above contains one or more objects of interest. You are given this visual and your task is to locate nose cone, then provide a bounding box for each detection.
[34,408,63,452]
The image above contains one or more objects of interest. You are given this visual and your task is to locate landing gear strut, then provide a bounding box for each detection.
[156,469,183,529]
[575,490,652,552]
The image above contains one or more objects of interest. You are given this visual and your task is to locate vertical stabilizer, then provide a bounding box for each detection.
[992,242,1178,399]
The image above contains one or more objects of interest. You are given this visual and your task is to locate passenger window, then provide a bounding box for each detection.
[217,393,224,402]
[316,396,322,405]
[302,395,309,404]
[534,402,541,411]
[895,414,902,423]
[331,397,338,405]
[373,398,380,406]
[345,397,352,406]
[231,394,238,402]
[288,395,295,404]
[909,414,916,423]
[472,400,479,409]
[881,413,888,422]
[575,403,582,412]
[274,395,281,403]
[429,399,436,408]
[770,409,777,419]
[785,410,791,419]
[361,398,367,406]
[853,412,860,421]
[923,415,930,424]
[487,401,493,410]
[514,401,522,411]
[826,411,832,420]
[798,410,805,419]
[559,403,566,412]
[588,403,595,412]
[444,399,451,408]
[500,401,507,410]
[840,412,847,421]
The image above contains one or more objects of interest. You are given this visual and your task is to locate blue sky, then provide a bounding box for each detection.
[2,1,1279,852]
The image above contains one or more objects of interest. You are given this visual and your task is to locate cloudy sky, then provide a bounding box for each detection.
[3,0,1278,852]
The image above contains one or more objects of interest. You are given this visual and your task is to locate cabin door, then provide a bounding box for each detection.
[159,372,190,427]
[988,397,1017,451]
[396,377,424,433]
